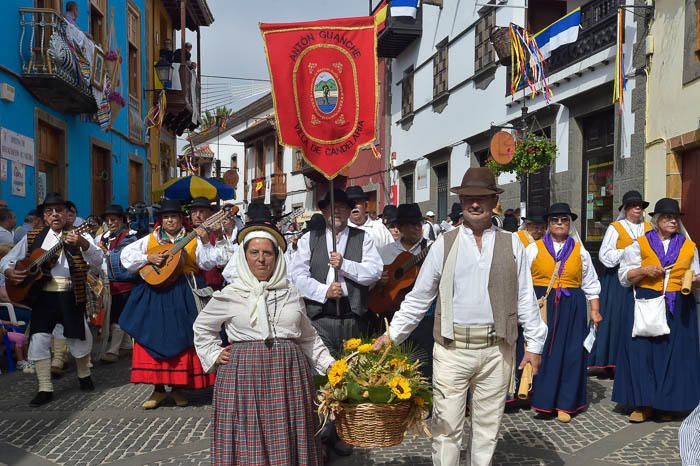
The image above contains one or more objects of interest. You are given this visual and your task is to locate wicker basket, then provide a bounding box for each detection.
[489,26,512,65]
[335,402,413,448]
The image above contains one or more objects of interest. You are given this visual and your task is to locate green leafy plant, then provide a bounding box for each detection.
[487,133,556,178]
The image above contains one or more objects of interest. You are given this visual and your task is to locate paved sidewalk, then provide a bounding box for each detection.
[0,359,684,465]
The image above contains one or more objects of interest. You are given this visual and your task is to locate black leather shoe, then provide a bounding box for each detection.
[29,391,54,407]
[78,376,95,391]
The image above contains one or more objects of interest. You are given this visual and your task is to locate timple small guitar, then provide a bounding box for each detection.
[368,245,431,315]
[6,219,99,303]
[139,205,238,289]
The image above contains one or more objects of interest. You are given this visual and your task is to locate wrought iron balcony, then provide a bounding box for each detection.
[270,173,287,200]
[508,0,620,95]
[18,8,97,114]
[377,6,422,58]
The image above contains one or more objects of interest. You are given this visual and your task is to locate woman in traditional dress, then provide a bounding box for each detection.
[194,219,334,466]
[613,198,700,422]
[528,203,602,423]
[588,191,651,376]
[119,199,218,409]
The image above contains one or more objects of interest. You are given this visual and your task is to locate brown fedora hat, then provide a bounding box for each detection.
[450,167,504,196]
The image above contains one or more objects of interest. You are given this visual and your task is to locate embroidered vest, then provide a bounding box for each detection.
[26,227,89,304]
[531,240,583,289]
[516,230,534,247]
[432,229,519,346]
[147,231,199,274]
[611,221,652,249]
[637,234,696,292]
[305,227,367,318]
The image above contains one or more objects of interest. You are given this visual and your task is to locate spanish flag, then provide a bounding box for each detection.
[374,0,388,32]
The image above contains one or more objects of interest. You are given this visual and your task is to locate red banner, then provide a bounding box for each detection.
[260,17,378,180]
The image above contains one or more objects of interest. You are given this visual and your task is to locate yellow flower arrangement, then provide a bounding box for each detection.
[389,357,406,369]
[344,338,362,351]
[328,359,348,387]
[357,343,374,353]
[388,376,412,400]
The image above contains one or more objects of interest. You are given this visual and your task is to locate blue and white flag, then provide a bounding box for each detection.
[390,0,420,19]
[534,8,581,59]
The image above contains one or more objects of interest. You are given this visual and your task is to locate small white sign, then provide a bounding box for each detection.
[11,162,26,197]
[0,127,35,167]
[0,158,6,181]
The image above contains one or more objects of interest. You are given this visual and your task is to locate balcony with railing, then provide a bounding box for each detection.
[508,0,620,96]
[376,4,422,58]
[270,173,287,200]
[161,64,201,136]
[18,8,97,114]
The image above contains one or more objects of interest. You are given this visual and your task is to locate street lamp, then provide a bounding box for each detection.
[155,58,174,88]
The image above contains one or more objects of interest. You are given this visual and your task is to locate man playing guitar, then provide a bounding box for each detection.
[1,193,103,406]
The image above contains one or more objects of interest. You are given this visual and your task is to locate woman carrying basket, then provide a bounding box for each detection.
[527,203,602,423]
[613,198,700,422]
[194,216,334,466]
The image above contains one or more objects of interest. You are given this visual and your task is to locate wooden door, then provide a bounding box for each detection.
[36,120,65,203]
[91,144,111,214]
[128,159,144,206]
[682,149,700,240]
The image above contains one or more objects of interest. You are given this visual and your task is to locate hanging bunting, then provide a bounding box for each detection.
[370,143,382,160]
[145,90,167,133]
[509,23,553,103]
[612,7,625,108]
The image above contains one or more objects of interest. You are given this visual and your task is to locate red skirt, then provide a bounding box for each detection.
[130,343,215,389]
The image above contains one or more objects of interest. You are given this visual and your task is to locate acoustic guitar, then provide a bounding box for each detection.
[6,219,99,303]
[139,205,238,289]
[368,245,431,315]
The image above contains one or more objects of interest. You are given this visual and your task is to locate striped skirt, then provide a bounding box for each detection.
[212,339,321,466]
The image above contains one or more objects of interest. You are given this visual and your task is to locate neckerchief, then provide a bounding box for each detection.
[542,233,576,301]
[156,226,187,245]
[645,229,685,314]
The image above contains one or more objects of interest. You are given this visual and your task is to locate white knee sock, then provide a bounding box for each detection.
[35,359,53,392]
[75,355,91,378]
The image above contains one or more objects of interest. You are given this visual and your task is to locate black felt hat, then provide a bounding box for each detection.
[246,203,273,223]
[40,192,67,209]
[395,203,423,225]
[345,185,368,201]
[618,190,650,211]
[189,196,215,210]
[522,205,548,224]
[158,199,184,215]
[237,205,287,253]
[648,198,683,217]
[380,204,398,219]
[545,203,578,222]
[317,189,355,209]
[449,202,463,221]
[102,204,127,218]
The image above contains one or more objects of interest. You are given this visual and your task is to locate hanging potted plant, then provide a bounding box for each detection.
[487,133,556,178]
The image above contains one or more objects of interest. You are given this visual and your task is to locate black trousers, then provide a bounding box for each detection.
[31,290,86,340]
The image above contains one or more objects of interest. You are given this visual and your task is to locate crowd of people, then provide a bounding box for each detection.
[0,166,699,466]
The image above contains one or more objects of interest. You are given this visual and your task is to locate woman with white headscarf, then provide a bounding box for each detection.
[194,219,334,465]
[588,191,651,376]
[614,198,700,423]
[526,203,602,423]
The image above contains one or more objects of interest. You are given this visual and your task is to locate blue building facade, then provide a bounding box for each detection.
[0,0,148,221]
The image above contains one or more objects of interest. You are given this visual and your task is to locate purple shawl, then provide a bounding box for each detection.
[543,234,576,301]
[645,230,685,314]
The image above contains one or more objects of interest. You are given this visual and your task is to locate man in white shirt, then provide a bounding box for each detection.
[375,168,547,466]
[0,207,17,245]
[290,188,383,457]
[1,193,103,407]
[346,186,394,250]
[423,210,441,241]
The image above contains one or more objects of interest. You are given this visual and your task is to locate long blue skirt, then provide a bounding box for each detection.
[588,266,629,368]
[531,286,588,413]
[612,288,700,412]
[119,275,201,361]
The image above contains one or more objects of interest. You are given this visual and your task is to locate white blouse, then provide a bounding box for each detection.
[526,240,601,301]
[599,220,647,268]
[120,231,218,273]
[193,286,335,374]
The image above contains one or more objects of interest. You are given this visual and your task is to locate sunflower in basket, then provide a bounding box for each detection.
[317,333,432,448]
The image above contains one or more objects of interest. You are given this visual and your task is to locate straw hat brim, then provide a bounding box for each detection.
[237,222,287,253]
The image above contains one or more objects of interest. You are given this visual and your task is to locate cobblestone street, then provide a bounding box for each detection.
[0,359,684,466]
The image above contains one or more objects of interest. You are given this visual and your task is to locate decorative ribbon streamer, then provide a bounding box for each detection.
[509,23,553,103]
[145,90,166,133]
[612,7,626,108]
[370,144,382,160]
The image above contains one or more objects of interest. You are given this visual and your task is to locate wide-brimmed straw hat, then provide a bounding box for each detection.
[450,167,504,196]
[237,204,287,252]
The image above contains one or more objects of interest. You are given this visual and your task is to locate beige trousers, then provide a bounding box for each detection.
[431,341,513,466]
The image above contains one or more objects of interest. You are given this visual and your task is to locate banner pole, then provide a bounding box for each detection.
[329,178,341,317]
